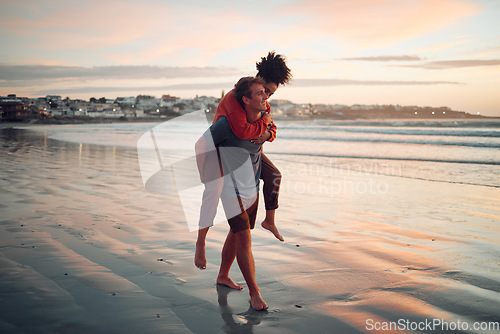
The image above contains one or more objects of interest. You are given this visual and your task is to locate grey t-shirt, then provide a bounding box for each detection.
[206,116,263,198]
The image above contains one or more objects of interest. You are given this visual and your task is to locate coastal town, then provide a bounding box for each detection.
[0,93,487,123]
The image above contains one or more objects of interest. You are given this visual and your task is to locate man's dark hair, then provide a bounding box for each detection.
[234,76,266,106]
[256,51,292,86]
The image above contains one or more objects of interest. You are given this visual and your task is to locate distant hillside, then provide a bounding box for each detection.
[270,101,490,119]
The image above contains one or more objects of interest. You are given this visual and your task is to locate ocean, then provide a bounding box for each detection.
[24,116,500,188]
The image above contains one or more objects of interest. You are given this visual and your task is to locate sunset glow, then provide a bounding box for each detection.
[1,0,499,115]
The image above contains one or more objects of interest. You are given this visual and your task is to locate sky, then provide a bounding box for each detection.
[1,0,499,116]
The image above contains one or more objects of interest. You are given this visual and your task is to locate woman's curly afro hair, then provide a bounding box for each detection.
[256,51,292,86]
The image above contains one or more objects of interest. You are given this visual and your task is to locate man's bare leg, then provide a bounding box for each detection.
[234,229,268,310]
[261,209,284,242]
[217,230,243,290]
[195,227,209,270]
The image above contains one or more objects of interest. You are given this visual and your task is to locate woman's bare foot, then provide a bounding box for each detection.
[195,243,207,270]
[261,220,284,242]
[250,292,268,311]
[217,276,243,290]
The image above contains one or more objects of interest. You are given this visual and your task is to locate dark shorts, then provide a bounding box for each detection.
[222,194,259,233]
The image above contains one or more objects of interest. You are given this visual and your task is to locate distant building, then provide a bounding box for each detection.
[161,94,179,101]
[115,97,136,105]
[86,103,123,118]
[72,102,90,116]
[0,95,28,120]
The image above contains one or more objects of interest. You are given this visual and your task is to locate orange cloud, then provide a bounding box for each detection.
[404,59,500,69]
[411,39,470,53]
[133,10,254,65]
[1,0,178,50]
[285,0,480,49]
[0,1,264,66]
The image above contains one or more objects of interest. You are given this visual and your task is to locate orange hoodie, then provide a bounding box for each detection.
[213,90,277,142]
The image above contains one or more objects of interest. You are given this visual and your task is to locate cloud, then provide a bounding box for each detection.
[0,65,242,83]
[27,77,463,96]
[411,40,470,53]
[0,0,285,67]
[33,82,236,96]
[285,0,480,48]
[292,78,461,86]
[0,0,177,49]
[402,59,500,69]
[0,0,252,66]
[340,55,423,62]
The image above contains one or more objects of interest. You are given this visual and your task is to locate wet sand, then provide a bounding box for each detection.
[0,127,499,333]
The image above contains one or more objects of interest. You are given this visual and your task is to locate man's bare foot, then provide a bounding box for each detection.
[217,276,243,290]
[250,292,268,311]
[195,243,207,270]
[261,220,284,242]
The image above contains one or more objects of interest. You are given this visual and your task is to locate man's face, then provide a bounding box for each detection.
[245,83,268,112]
[263,82,278,98]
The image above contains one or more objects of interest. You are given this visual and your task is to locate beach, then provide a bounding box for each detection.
[0,120,499,333]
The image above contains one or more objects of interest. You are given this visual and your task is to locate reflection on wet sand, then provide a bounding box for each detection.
[1,127,499,333]
[217,284,266,334]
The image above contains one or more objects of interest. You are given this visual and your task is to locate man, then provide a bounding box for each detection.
[214,52,291,242]
[195,52,292,273]
[195,77,270,310]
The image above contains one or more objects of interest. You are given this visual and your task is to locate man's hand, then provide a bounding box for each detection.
[262,112,273,124]
[251,130,271,144]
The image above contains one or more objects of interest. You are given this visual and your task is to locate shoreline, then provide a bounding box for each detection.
[0,117,165,128]
[0,114,500,129]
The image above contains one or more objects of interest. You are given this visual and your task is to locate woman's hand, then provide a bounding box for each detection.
[251,131,271,144]
[262,112,273,124]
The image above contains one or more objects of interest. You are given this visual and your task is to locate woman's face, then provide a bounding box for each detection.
[263,82,278,98]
